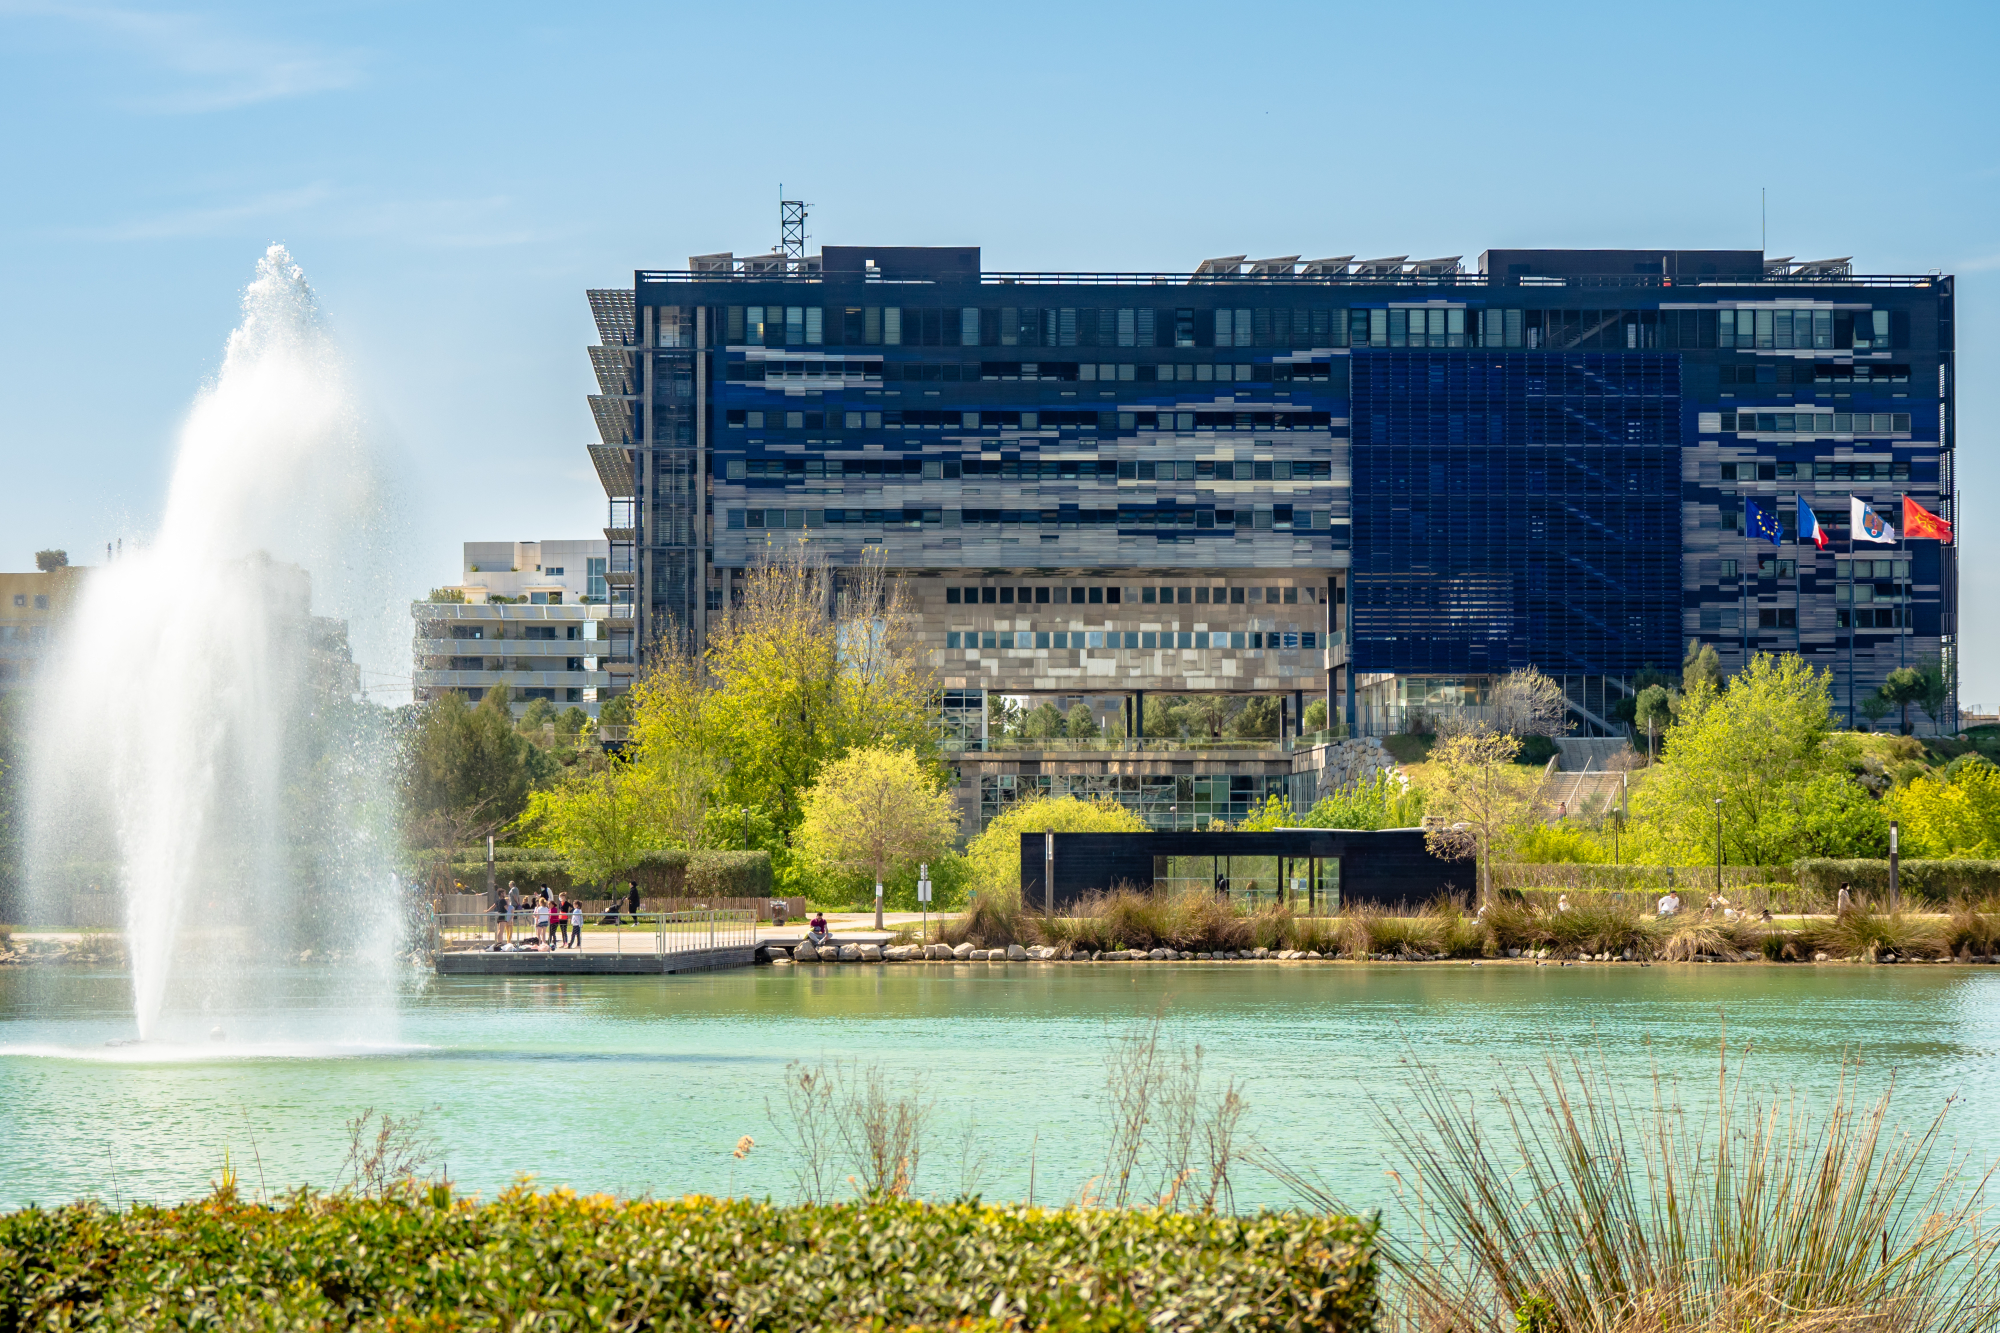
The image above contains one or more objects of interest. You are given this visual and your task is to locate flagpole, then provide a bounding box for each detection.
[1847,501,1855,727]
[1899,493,1908,673]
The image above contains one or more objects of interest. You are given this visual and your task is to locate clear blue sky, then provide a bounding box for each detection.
[2,0,1995,701]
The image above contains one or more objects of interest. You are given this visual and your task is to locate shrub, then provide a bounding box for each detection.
[1794,858,2000,902]
[1038,889,1256,954]
[0,1191,1380,1332]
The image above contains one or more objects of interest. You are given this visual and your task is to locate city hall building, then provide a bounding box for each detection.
[582,240,1956,831]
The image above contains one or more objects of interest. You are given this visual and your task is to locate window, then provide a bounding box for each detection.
[1758,559,1798,578]
[1719,559,1738,578]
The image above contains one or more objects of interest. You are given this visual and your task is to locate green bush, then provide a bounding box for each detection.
[1794,858,2000,901]
[0,1190,1379,1332]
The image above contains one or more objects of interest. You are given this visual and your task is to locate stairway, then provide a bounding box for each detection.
[1554,737,1630,771]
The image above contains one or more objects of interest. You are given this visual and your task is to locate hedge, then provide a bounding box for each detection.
[446,849,773,899]
[0,1189,1379,1332]
[1794,858,2000,900]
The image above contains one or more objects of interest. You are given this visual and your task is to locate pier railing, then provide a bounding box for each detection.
[433,909,758,956]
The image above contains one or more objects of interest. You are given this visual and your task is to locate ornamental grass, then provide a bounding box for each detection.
[1266,1045,2000,1333]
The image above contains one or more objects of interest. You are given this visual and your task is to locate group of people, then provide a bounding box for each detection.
[488,881,586,950]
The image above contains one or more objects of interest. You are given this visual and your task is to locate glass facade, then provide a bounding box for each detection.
[584,246,1956,740]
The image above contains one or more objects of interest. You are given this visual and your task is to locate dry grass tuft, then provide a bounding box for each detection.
[1267,1043,2000,1333]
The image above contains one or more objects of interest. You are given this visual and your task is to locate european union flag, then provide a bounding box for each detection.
[1745,498,1783,547]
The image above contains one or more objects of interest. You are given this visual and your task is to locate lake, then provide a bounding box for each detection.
[4,961,1998,1213]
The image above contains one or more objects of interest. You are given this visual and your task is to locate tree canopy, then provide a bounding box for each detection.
[1629,653,1884,864]
[963,795,1147,901]
[795,745,958,893]
[402,689,550,842]
[1883,757,2000,858]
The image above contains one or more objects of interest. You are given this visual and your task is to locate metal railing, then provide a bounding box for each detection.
[434,909,757,957]
[946,735,1292,755]
[632,269,1943,290]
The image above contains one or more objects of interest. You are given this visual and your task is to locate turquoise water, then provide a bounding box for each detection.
[4,962,2000,1213]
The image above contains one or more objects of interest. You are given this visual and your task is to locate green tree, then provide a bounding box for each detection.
[1420,731,1539,904]
[1883,757,2000,858]
[1302,699,1329,732]
[1682,639,1723,695]
[555,706,590,736]
[1065,702,1101,739]
[795,745,959,929]
[1229,696,1282,739]
[1912,656,1954,733]
[1297,771,1426,830]
[1631,653,1879,865]
[403,689,542,839]
[517,760,668,890]
[703,544,940,829]
[964,795,1148,902]
[518,697,557,732]
[1859,691,1893,727]
[34,549,67,571]
[1019,701,1066,740]
[1634,685,1675,763]
[988,693,1026,739]
[599,692,635,727]
[1881,667,1926,736]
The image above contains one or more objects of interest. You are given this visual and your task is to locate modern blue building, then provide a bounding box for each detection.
[585,241,1955,825]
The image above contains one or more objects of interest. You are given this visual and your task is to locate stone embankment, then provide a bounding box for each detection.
[784,942,1333,964]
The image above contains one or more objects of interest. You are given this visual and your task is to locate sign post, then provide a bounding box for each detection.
[1044,831,1055,917]
[917,864,932,944]
[1889,820,1900,911]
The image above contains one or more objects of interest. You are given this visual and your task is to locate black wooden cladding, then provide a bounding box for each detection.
[1018,829,1474,913]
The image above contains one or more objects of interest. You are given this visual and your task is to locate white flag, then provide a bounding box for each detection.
[1851,496,1896,544]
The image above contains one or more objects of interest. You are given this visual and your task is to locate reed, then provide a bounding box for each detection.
[1267,1043,2000,1332]
[1807,909,1947,961]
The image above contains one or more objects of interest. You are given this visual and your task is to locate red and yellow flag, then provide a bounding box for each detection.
[1903,496,1953,542]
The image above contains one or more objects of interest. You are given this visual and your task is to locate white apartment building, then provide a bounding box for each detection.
[411,539,630,717]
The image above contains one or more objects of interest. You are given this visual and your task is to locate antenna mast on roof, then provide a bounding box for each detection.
[780,193,808,260]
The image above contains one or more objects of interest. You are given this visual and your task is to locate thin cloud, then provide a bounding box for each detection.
[0,3,362,111]
[90,183,333,239]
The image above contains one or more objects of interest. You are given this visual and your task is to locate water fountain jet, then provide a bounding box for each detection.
[26,246,403,1042]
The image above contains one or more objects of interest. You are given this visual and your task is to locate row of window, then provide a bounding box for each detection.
[1719,412,1912,434]
[727,408,1337,433]
[1721,460,1912,481]
[1705,558,1913,582]
[1699,606,1876,632]
[948,584,1311,606]
[445,625,587,641]
[731,507,1328,531]
[694,304,1909,353]
[726,359,1336,384]
[945,629,1321,651]
[1719,363,1910,386]
[725,456,1336,482]
[445,656,590,671]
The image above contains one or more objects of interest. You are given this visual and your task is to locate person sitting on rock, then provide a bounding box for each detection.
[806,913,833,949]
[1657,891,1681,917]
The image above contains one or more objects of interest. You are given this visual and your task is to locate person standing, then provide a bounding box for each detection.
[534,893,550,948]
[569,896,585,949]
[505,882,519,944]
[1837,883,1853,915]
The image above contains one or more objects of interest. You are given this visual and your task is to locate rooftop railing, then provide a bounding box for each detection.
[634,270,1942,290]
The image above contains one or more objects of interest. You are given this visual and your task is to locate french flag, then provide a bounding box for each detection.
[1797,496,1828,549]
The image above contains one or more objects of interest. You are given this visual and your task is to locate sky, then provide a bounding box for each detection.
[2,0,1996,703]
